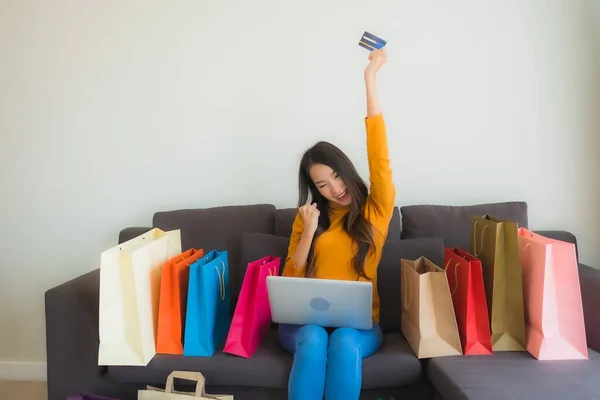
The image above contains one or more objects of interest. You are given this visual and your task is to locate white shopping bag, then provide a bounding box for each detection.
[98,228,181,366]
[138,371,233,400]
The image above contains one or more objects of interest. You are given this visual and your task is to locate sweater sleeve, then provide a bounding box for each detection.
[364,113,396,237]
[282,213,307,277]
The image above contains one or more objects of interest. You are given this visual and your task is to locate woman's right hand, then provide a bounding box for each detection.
[299,203,320,236]
[365,47,387,78]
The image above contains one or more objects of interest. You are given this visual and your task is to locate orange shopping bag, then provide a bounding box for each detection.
[156,248,205,355]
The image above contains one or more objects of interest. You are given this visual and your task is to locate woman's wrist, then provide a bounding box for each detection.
[301,230,315,242]
[364,71,376,83]
[292,230,315,269]
[365,73,380,117]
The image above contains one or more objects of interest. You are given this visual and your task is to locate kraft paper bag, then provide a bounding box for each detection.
[224,255,280,358]
[98,228,182,366]
[518,228,588,360]
[470,215,526,352]
[184,250,232,356]
[156,248,205,355]
[400,257,463,359]
[444,248,493,355]
[138,371,233,400]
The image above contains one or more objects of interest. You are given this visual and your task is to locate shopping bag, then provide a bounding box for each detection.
[223,255,280,358]
[444,248,493,355]
[470,215,526,351]
[98,228,182,366]
[138,371,233,399]
[400,257,463,358]
[518,228,588,360]
[184,250,232,356]
[157,248,206,355]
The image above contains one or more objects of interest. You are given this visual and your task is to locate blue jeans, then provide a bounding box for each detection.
[278,323,383,400]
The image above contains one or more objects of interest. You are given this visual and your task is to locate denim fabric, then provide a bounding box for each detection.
[278,323,383,400]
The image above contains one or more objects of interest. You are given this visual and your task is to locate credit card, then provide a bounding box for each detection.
[358,31,386,51]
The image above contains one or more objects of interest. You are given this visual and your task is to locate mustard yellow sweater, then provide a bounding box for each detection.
[282,113,396,323]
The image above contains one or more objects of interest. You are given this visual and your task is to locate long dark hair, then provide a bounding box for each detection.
[298,141,376,280]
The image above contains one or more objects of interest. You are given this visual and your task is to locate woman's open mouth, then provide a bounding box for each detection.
[335,189,349,202]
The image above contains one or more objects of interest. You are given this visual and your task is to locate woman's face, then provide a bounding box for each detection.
[309,163,352,206]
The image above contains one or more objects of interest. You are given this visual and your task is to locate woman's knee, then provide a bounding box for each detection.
[328,328,360,355]
[296,325,329,352]
[328,325,383,359]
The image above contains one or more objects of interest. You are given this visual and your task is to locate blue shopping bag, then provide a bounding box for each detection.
[183,249,232,356]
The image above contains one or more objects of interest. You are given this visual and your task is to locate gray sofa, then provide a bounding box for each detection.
[45,201,600,400]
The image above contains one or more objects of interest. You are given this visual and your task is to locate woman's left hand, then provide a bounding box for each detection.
[365,47,387,77]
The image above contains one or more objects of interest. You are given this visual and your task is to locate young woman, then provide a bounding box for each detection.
[279,47,395,400]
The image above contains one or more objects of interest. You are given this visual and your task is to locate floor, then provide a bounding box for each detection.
[0,381,46,400]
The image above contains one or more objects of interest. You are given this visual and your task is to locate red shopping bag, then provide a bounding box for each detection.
[444,248,493,355]
[223,255,280,358]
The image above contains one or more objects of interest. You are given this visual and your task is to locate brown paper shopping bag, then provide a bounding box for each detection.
[470,215,526,351]
[400,257,463,358]
[138,371,233,400]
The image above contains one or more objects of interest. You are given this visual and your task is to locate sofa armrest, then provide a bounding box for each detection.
[579,263,600,352]
[533,230,578,259]
[45,269,106,400]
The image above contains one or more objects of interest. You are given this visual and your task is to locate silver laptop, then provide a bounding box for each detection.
[266,276,373,330]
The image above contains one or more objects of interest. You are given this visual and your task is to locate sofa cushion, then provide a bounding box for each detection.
[400,201,528,250]
[107,331,422,390]
[273,208,297,238]
[427,350,600,400]
[362,332,423,388]
[152,204,276,311]
[107,330,291,389]
[274,206,402,241]
[378,238,445,333]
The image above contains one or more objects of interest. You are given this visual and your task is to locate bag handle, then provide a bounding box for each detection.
[260,256,277,276]
[402,263,413,310]
[214,261,226,301]
[165,371,207,397]
[473,221,489,257]
[445,259,462,296]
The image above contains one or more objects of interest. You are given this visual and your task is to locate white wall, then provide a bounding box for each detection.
[0,0,599,370]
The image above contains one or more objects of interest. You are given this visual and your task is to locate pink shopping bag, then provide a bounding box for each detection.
[223,255,280,358]
[518,228,588,360]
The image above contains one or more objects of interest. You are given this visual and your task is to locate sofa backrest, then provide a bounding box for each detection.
[400,201,528,250]
[117,201,529,331]
[274,207,402,241]
[152,204,276,310]
[118,204,402,313]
